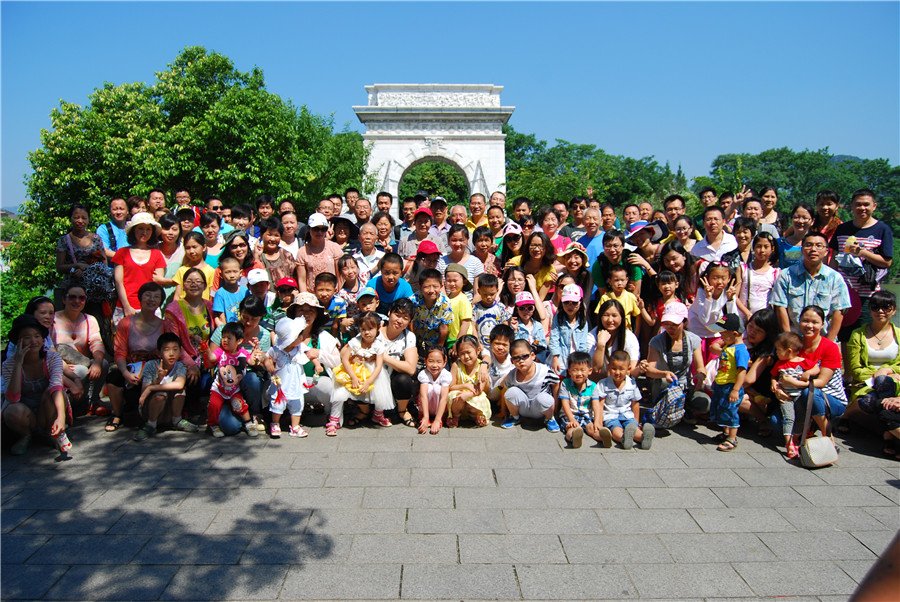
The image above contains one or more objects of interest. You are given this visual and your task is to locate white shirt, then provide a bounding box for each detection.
[690,232,738,263]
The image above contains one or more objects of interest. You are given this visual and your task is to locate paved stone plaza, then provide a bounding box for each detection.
[2,414,897,601]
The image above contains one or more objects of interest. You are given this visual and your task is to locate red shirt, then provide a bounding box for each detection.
[112,248,166,309]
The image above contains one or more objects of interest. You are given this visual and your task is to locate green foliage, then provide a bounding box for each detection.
[9,46,370,291]
[503,125,687,210]
[0,270,46,344]
[0,217,23,242]
[398,161,469,205]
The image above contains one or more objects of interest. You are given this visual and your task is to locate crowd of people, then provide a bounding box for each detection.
[3,185,899,461]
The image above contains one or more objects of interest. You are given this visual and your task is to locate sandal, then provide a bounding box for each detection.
[399,412,417,428]
[716,438,738,452]
[105,415,122,432]
[372,411,392,427]
[325,419,339,437]
[712,432,729,443]
[786,441,800,459]
[475,414,487,427]
[446,416,459,428]
[882,444,898,458]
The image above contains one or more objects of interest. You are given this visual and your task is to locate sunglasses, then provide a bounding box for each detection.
[311,226,329,232]
[67,294,86,301]
[510,353,531,362]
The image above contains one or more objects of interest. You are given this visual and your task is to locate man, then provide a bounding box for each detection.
[449,204,468,226]
[194,195,235,235]
[328,193,345,215]
[394,197,418,241]
[465,193,488,232]
[719,191,738,230]
[98,197,130,260]
[560,196,588,241]
[552,200,570,228]
[353,196,372,226]
[741,197,779,237]
[829,188,893,338]
[600,203,617,234]
[317,199,335,219]
[638,201,654,222]
[428,197,451,238]
[621,203,641,230]
[174,188,192,209]
[396,207,449,260]
[489,190,506,210]
[656,195,701,249]
[690,206,738,262]
[578,207,605,286]
[375,191,393,214]
[147,189,167,212]
[344,188,361,214]
[771,231,851,341]
[512,197,532,221]
[693,186,718,235]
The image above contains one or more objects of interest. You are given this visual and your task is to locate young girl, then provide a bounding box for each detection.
[556,242,592,302]
[512,292,549,363]
[447,335,492,428]
[327,312,393,435]
[812,190,842,247]
[501,266,549,335]
[417,345,452,434]
[173,232,216,301]
[199,212,224,270]
[546,273,577,333]
[642,270,681,332]
[265,317,309,439]
[337,255,364,335]
[549,284,591,376]
[592,298,641,378]
[472,226,500,278]
[778,204,813,269]
[736,233,780,321]
[688,262,737,363]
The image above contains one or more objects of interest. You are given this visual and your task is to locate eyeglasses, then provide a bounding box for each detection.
[528,244,544,250]
[67,294,86,301]
[802,243,827,249]
[510,353,531,362]
[230,243,248,249]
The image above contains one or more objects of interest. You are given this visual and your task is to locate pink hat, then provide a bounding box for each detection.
[660,301,689,324]
[515,291,536,306]
[502,222,523,237]
[560,284,583,304]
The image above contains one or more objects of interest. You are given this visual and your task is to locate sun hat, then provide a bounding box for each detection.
[560,284,583,303]
[445,263,473,292]
[275,277,298,290]
[247,269,269,286]
[625,219,668,244]
[416,240,440,255]
[502,222,523,237]
[274,317,306,348]
[308,213,329,228]
[660,301,689,324]
[125,212,161,236]
[358,286,379,299]
[515,291,536,306]
[330,214,360,238]
[293,292,322,308]
[8,314,49,344]
[557,241,588,262]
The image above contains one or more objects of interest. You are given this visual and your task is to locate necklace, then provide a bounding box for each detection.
[867,324,892,347]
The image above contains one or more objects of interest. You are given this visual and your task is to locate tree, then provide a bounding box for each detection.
[398,161,469,206]
[5,46,371,291]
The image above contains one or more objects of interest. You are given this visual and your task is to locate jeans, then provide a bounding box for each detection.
[217,406,243,435]
[792,387,847,435]
[240,370,269,417]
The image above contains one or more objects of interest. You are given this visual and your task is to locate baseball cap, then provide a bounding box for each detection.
[560,284,583,304]
[247,268,269,286]
[358,286,379,299]
[502,222,523,237]
[515,291,536,306]
[660,301,689,324]
[275,277,298,290]
[712,313,744,334]
[413,207,433,220]
[308,213,329,228]
[417,240,440,255]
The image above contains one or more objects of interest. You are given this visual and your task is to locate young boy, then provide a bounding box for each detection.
[343,287,382,342]
[473,273,511,354]
[487,324,515,415]
[230,203,258,247]
[558,351,613,448]
[371,253,414,316]
[314,272,347,338]
[263,277,298,332]
[134,333,199,441]
[212,257,247,327]
[412,269,453,353]
[710,313,749,452]
[206,322,258,438]
[598,265,641,330]
[771,331,819,458]
[501,339,561,432]
[597,350,654,449]
[247,268,276,309]
[444,263,473,352]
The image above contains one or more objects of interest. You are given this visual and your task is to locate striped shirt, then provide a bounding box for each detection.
[52,312,104,358]
[829,221,893,298]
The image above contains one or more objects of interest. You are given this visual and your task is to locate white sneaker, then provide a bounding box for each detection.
[210,425,224,438]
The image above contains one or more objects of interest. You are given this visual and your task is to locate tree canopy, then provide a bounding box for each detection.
[398,161,469,206]
[7,46,370,289]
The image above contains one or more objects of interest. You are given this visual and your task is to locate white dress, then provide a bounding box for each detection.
[417,368,453,414]
[330,335,394,420]
[266,345,306,415]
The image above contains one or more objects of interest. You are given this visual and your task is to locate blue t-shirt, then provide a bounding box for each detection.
[372,276,413,315]
[579,232,606,297]
[97,222,128,253]
[213,285,248,324]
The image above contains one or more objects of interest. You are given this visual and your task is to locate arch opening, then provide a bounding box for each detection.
[398,157,470,206]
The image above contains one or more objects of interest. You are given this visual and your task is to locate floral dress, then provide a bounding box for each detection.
[56,233,106,287]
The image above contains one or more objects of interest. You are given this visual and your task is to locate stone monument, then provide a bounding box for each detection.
[353,84,515,219]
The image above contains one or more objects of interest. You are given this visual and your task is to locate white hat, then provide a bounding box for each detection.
[247,268,269,286]
[308,213,329,228]
[274,316,306,348]
[125,212,161,236]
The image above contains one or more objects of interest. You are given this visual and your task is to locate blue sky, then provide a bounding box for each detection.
[2,1,898,211]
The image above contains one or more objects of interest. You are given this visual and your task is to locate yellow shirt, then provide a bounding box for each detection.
[174,264,216,301]
[447,292,474,343]
[465,216,489,233]
[509,256,556,292]
[598,290,641,330]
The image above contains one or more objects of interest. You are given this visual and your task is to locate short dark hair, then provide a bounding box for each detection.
[69,202,90,219]
[199,211,220,228]
[137,282,165,306]
[344,187,361,197]
[472,225,493,243]
[609,349,631,364]
[419,268,443,286]
[230,203,253,221]
[851,188,877,204]
[314,272,338,287]
[389,297,414,317]
[702,206,724,220]
[477,273,499,290]
[490,323,514,342]
[259,216,283,236]
[379,252,403,270]
[355,311,381,330]
[664,195,685,210]
[567,350,591,368]
[156,332,182,351]
[510,338,532,354]
[512,197,532,210]
[376,191,393,203]
[802,231,828,245]
[240,294,267,317]
[256,194,275,209]
[222,321,244,341]
[698,186,717,198]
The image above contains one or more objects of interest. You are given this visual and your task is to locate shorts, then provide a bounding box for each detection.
[560,413,593,429]
[711,382,742,428]
[604,416,638,431]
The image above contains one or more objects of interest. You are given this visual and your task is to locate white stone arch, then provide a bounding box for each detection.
[354,84,514,221]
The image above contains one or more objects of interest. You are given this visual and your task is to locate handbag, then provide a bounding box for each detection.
[798,387,839,468]
[649,380,686,429]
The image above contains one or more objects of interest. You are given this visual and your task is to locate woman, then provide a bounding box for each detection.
[778,204,814,269]
[1,315,70,456]
[658,240,700,303]
[287,293,341,416]
[777,306,847,443]
[671,216,697,254]
[758,186,781,229]
[508,232,557,301]
[106,282,176,432]
[297,213,343,292]
[211,230,264,292]
[723,217,757,272]
[371,211,395,251]
[738,308,780,435]
[497,222,524,268]
[436,224,485,292]
[845,291,900,428]
[155,213,185,302]
[52,283,108,411]
[165,268,214,369]
[379,298,419,427]
[207,295,271,430]
[112,213,166,318]
[330,214,360,255]
[279,211,302,259]
[255,216,298,287]
[199,212,225,270]
[812,190,843,246]
[55,203,107,289]
[642,301,710,419]
[591,298,641,377]
[537,207,571,255]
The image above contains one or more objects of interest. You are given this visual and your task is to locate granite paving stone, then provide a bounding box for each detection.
[731,466,827,486]
[793,484,898,506]
[87,486,192,509]
[401,564,520,599]
[851,529,898,555]
[626,486,724,508]
[454,486,549,509]
[411,437,486,452]
[270,487,365,509]
[836,559,880,583]
[710,485,812,508]
[14,509,124,535]
[161,564,288,600]
[560,534,673,564]
[1,533,50,564]
[516,564,637,599]
[577,468,666,488]
[362,486,454,509]
[777,506,890,532]
[289,451,374,469]
[758,531,877,561]
[371,451,451,468]
[862,505,900,529]
[688,507,797,533]
[348,534,458,564]
[451,451,534,468]
[657,532,777,563]
[597,508,701,534]
[494,467,582,488]
[27,534,150,564]
[306,508,407,534]
[240,533,352,564]
[408,467,495,487]
[629,563,755,598]
[733,560,859,596]
[526,450,611,468]
[133,534,252,564]
[45,564,178,601]
[406,508,505,533]
[0,508,34,533]
[1,564,69,600]
[280,563,401,599]
[503,508,604,534]
[654,467,747,488]
[540,486,637,509]
[107,509,218,534]
[324,468,411,488]
[458,534,567,563]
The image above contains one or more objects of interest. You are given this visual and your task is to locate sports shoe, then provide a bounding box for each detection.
[54,431,72,452]
[597,426,613,448]
[270,423,282,438]
[641,423,655,450]
[174,418,199,433]
[545,417,560,433]
[243,423,259,437]
[570,426,584,449]
[252,418,266,432]
[623,423,638,450]
[289,425,309,438]
[134,424,156,441]
[501,415,520,429]
[210,425,225,438]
